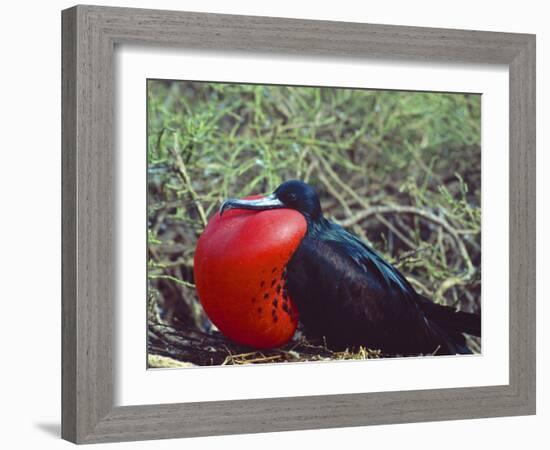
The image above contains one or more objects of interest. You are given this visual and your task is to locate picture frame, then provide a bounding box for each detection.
[61,4,536,444]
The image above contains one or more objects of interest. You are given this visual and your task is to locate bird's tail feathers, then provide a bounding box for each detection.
[418,295,481,337]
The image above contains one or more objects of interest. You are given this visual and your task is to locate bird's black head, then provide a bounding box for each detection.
[220,180,323,222]
[273,180,322,220]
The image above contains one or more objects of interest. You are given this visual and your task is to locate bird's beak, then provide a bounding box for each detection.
[219,194,285,216]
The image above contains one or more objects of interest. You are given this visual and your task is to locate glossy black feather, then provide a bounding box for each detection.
[227,180,481,355]
[286,218,475,355]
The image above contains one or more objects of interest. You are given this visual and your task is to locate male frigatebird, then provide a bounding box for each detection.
[195,180,481,355]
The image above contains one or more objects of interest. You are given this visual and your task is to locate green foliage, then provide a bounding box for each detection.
[147,80,482,357]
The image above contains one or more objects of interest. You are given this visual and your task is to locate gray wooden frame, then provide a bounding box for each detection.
[61,4,536,444]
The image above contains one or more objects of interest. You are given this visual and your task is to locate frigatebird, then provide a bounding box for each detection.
[214,180,481,356]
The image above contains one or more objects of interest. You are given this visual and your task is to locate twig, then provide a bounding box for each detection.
[313,152,371,209]
[148,274,196,289]
[168,138,208,228]
[318,172,353,216]
[339,204,475,278]
[374,213,416,250]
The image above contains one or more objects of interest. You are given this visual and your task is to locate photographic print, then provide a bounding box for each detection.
[147,80,481,368]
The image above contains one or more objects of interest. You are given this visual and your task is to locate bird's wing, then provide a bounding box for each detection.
[319,221,419,301]
[331,225,480,337]
[286,221,468,354]
[287,231,432,348]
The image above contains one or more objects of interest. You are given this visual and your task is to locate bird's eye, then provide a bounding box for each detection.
[288,193,297,202]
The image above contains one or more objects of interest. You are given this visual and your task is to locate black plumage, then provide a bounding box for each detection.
[222,180,481,355]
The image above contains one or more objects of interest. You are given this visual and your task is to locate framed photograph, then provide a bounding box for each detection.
[62,5,536,444]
